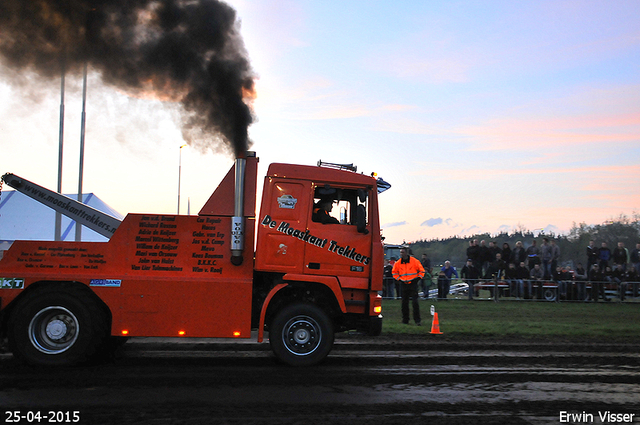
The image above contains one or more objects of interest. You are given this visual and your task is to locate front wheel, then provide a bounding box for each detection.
[543,287,557,302]
[269,303,334,366]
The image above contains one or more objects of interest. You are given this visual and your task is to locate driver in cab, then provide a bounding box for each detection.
[312,198,339,224]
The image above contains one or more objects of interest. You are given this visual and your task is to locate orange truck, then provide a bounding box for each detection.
[0,153,387,366]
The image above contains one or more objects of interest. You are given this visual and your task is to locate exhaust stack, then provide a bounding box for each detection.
[230,156,246,265]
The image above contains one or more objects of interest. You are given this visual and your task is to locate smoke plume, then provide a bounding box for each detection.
[0,0,255,157]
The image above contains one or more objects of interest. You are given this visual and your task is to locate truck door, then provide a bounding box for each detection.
[304,184,372,281]
[255,178,312,273]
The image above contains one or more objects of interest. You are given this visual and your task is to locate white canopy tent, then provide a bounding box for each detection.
[0,190,124,246]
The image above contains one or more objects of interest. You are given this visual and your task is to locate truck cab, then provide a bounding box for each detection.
[255,163,383,338]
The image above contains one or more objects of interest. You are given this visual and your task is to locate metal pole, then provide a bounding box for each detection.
[177,144,186,214]
[75,62,88,241]
[55,59,65,241]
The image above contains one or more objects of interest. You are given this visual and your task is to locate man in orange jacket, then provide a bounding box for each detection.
[392,247,425,325]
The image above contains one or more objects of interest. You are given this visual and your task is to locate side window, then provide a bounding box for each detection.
[311,185,368,230]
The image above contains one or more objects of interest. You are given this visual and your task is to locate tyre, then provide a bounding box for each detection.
[543,288,557,302]
[368,315,383,336]
[269,303,334,366]
[8,290,107,366]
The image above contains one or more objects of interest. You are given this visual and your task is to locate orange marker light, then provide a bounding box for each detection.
[178,330,186,336]
[121,330,129,335]
[374,305,382,314]
[233,331,241,337]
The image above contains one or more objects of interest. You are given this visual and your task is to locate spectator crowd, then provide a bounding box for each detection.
[383,239,640,302]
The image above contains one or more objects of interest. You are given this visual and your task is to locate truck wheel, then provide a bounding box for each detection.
[8,291,106,366]
[270,303,334,366]
[368,315,383,336]
[543,288,557,302]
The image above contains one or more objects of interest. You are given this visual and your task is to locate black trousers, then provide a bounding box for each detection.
[401,280,421,324]
[438,277,451,299]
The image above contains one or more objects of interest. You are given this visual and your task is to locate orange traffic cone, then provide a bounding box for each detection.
[430,312,443,334]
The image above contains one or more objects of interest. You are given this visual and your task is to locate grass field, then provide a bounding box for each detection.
[380,299,640,342]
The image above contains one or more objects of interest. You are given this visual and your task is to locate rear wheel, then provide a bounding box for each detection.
[8,290,107,366]
[270,303,334,366]
[543,287,557,302]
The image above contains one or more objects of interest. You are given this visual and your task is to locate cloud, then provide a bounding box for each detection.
[366,25,476,84]
[382,221,407,228]
[381,104,417,112]
[419,164,640,184]
[497,224,511,233]
[390,57,470,84]
[264,77,420,121]
[460,225,480,235]
[372,117,448,136]
[421,217,459,228]
[228,0,308,55]
[459,86,640,152]
[421,218,443,227]
[542,224,560,235]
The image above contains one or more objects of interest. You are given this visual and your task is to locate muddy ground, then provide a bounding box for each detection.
[2,335,639,424]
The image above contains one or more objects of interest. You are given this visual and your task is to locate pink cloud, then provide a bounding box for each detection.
[462,113,640,151]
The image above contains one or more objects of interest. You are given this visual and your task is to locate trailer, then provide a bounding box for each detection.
[0,154,388,366]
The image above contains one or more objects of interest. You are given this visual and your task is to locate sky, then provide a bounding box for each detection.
[1,0,639,244]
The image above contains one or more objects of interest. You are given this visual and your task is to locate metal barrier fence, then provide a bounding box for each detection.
[383,277,640,302]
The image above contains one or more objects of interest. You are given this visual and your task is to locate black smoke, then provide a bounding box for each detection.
[0,0,255,158]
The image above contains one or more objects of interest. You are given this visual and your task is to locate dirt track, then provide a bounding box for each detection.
[2,335,639,424]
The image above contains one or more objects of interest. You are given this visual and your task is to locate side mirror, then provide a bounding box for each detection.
[357,188,367,203]
[356,204,368,234]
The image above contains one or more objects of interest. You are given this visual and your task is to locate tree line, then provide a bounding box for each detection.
[408,214,640,270]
